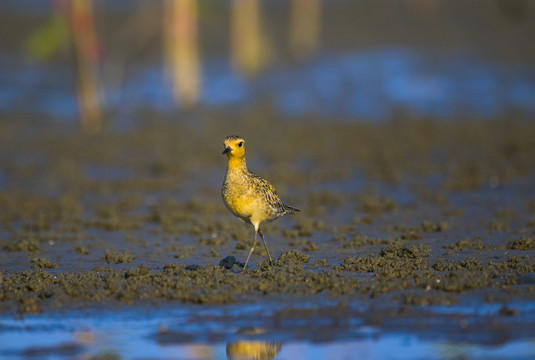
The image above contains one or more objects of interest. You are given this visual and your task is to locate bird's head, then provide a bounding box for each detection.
[222,135,245,158]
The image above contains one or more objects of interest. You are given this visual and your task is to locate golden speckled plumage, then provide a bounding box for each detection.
[222,135,299,270]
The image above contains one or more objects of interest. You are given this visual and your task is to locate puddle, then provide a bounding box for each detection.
[1,302,535,360]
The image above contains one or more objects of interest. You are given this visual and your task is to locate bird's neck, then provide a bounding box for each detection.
[227,156,248,173]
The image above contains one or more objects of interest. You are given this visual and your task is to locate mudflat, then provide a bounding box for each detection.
[1,115,534,336]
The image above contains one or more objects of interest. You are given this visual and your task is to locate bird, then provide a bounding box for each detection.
[221,135,300,271]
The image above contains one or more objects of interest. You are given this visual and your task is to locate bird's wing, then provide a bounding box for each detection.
[250,173,286,209]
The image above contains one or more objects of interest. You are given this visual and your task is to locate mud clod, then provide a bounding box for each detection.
[104,250,135,264]
[507,237,535,250]
[5,238,40,253]
[31,257,57,269]
[313,258,329,267]
[433,258,482,271]
[380,244,432,259]
[420,221,449,232]
[278,250,310,264]
[444,236,486,250]
[499,306,519,316]
[219,256,237,269]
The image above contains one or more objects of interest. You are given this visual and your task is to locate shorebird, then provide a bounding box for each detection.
[221,135,299,271]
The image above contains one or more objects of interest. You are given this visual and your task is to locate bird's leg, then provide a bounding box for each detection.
[258,229,273,265]
[242,229,257,271]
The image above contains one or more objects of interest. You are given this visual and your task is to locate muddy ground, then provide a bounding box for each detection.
[1,112,534,334]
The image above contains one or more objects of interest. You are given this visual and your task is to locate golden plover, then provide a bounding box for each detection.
[221,135,300,271]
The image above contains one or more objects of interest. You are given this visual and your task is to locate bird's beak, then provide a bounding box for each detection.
[222,146,231,155]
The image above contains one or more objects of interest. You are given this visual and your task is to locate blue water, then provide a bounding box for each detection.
[1,48,534,122]
[1,302,535,360]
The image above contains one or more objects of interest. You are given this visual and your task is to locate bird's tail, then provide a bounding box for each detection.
[284,205,301,214]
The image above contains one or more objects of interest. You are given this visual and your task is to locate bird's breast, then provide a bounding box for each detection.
[222,175,252,218]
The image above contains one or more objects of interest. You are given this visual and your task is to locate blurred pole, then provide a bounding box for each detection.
[71,0,102,133]
[164,0,201,107]
[290,0,321,59]
[231,0,264,76]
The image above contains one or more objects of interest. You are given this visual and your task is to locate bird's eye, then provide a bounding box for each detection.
[238,142,244,147]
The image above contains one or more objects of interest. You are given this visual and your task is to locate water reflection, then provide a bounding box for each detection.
[226,328,282,360]
[1,307,535,360]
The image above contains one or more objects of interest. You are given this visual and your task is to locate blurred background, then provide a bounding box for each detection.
[1,0,534,133]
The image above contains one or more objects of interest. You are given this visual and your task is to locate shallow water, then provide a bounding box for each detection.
[2,301,535,360]
[1,49,535,122]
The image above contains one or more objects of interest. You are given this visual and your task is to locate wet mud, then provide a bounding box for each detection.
[1,115,534,328]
